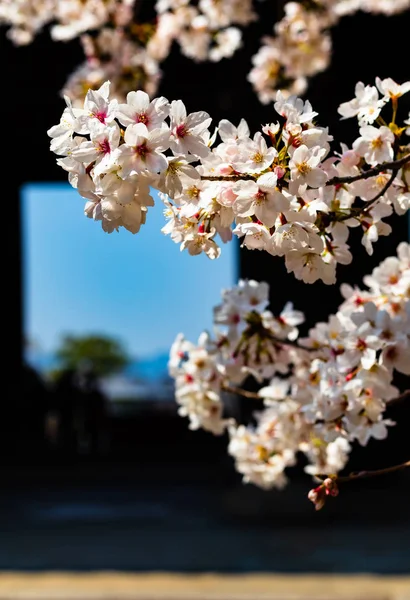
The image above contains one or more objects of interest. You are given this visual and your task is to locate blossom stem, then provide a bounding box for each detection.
[392,98,398,125]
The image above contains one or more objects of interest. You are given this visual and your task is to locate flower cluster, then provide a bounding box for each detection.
[332,0,410,15]
[169,332,231,435]
[0,0,134,45]
[59,0,253,106]
[1,0,251,107]
[153,0,254,63]
[3,1,409,107]
[169,243,410,494]
[249,2,332,104]
[49,77,410,284]
[249,0,410,103]
[62,27,162,106]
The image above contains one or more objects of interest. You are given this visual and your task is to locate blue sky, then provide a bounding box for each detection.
[22,183,237,358]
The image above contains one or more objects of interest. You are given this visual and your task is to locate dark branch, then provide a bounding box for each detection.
[326,153,410,187]
[266,333,320,352]
[222,384,261,399]
[362,167,400,212]
[201,174,257,182]
[335,459,410,484]
[200,155,410,194]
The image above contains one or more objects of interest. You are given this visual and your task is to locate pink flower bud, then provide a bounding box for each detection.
[308,488,319,503]
[323,477,339,497]
[308,486,325,510]
[220,165,234,176]
[274,166,286,179]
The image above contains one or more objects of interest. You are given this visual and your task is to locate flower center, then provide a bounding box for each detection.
[135,142,149,159]
[137,112,149,125]
[98,139,111,154]
[356,338,367,351]
[297,161,311,175]
[371,136,383,149]
[251,151,264,164]
[176,124,188,138]
[187,186,200,199]
[254,191,266,204]
[95,110,107,123]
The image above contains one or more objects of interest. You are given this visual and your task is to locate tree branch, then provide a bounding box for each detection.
[326,153,410,187]
[222,384,261,399]
[310,454,410,509]
[335,459,410,484]
[361,167,400,212]
[201,174,256,182]
[268,335,319,352]
[200,155,410,191]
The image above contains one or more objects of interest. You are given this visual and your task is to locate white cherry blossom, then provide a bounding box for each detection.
[169,100,212,158]
[117,123,170,176]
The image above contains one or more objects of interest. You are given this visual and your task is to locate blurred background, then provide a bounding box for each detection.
[2,0,410,595]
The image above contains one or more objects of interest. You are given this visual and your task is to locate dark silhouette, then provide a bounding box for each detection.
[52,368,82,458]
[13,363,50,459]
[51,366,110,458]
[76,366,110,456]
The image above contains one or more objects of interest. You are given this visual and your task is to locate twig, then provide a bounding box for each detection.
[224,383,410,409]
[326,153,410,187]
[201,174,256,182]
[361,168,400,212]
[200,155,410,186]
[266,333,320,352]
[311,457,410,508]
[222,384,261,399]
[336,459,410,484]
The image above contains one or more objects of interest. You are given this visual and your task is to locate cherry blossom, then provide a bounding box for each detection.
[45,71,410,502]
[49,77,410,286]
[169,243,410,498]
[353,125,394,165]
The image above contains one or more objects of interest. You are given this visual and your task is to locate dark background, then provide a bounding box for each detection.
[2,0,410,573]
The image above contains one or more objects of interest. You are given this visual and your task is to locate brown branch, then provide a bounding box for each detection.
[200,155,410,194]
[361,167,400,212]
[311,457,410,508]
[201,174,256,182]
[326,153,410,187]
[224,386,410,405]
[222,384,261,399]
[336,459,410,484]
[201,156,410,186]
[266,333,320,352]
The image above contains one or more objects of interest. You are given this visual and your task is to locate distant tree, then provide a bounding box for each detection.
[56,334,129,378]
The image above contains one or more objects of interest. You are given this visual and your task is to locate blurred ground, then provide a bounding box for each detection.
[0,462,409,573]
[0,573,409,600]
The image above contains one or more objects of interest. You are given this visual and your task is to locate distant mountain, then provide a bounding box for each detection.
[125,352,170,381]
